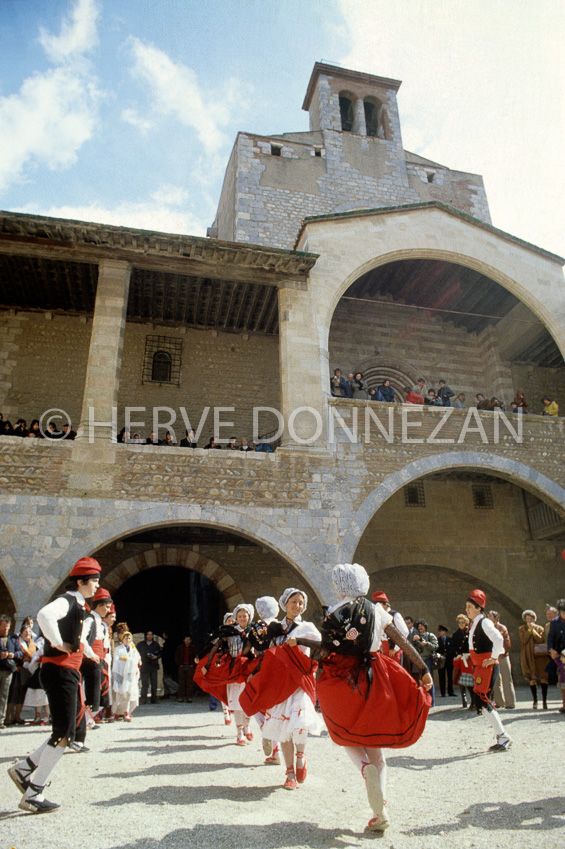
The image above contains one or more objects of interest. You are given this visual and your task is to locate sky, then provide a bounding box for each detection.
[0,0,564,257]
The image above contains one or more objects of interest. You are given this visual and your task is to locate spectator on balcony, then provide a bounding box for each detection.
[403,386,424,405]
[117,427,130,443]
[330,368,347,397]
[437,380,454,407]
[513,389,529,413]
[145,432,159,445]
[424,389,443,407]
[368,388,385,402]
[253,438,274,453]
[477,396,494,411]
[510,402,522,414]
[343,373,355,399]
[352,372,368,400]
[411,378,427,397]
[227,437,239,450]
[378,380,395,403]
[45,422,64,439]
[541,396,559,417]
[160,432,177,447]
[29,420,43,438]
[180,429,197,448]
[491,397,504,411]
[240,437,252,452]
[12,419,28,438]
[130,433,143,444]
[474,393,486,408]
[204,437,222,449]
[2,420,14,436]
[452,393,466,409]
[62,423,77,440]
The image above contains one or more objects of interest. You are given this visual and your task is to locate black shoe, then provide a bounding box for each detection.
[68,742,90,753]
[8,764,30,793]
[19,795,60,814]
[488,736,512,752]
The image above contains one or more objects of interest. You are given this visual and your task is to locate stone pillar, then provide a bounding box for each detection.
[278,284,328,449]
[352,98,366,135]
[75,260,131,442]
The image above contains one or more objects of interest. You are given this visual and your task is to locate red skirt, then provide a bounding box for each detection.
[194,653,250,705]
[317,652,431,749]
[240,644,318,717]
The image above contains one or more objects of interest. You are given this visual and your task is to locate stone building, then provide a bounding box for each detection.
[0,63,564,666]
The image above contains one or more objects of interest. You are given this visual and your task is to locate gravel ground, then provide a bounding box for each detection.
[1,686,564,849]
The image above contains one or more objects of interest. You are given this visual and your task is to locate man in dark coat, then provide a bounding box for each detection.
[437,625,456,697]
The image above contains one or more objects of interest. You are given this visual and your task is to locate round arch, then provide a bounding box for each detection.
[103,548,244,611]
[339,450,565,564]
[321,247,565,362]
[369,563,523,623]
[43,503,328,607]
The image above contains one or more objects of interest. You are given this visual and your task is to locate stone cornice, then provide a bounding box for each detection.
[0,210,319,283]
[294,202,565,266]
[302,62,402,111]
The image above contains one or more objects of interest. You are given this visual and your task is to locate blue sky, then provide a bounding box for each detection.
[1,0,564,257]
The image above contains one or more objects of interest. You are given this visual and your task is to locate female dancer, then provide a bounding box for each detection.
[317,564,433,833]
[111,631,141,721]
[197,605,255,745]
[243,588,322,789]
[247,596,281,764]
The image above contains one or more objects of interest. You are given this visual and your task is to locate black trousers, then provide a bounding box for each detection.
[40,664,81,746]
[438,660,454,695]
[81,658,102,712]
[140,667,158,702]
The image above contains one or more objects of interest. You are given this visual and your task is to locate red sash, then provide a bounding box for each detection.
[42,645,84,670]
[240,644,318,717]
[92,638,106,660]
[470,650,497,706]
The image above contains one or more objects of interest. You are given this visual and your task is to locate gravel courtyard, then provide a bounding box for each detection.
[1,687,564,849]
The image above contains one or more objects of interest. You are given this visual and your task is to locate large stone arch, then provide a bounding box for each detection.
[42,502,329,608]
[0,566,17,620]
[300,207,565,359]
[339,450,565,564]
[103,548,244,611]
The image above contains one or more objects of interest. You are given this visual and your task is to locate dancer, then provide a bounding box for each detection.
[244,588,322,789]
[197,605,255,744]
[317,564,433,833]
[452,613,478,711]
[371,590,409,662]
[466,589,512,751]
[85,588,114,722]
[248,596,281,764]
[7,556,101,813]
[111,631,141,721]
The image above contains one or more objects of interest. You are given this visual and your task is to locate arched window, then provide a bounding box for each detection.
[339,94,355,132]
[152,351,171,382]
[364,99,380,137]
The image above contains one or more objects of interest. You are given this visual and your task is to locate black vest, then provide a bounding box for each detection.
[42,593,85,657]
[322,597,375,656]
[471,617,492,653]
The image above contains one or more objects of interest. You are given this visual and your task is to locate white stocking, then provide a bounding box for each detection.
[18,739,48,774]
[365,747,387,800]
[485,708,506,737]
[24,744,65,801]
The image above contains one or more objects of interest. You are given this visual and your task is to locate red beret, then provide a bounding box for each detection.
[469,589,486,608]
[70,557,101,578]
[372,590,389,603]
[109,604,116,614]
[92,588,112,604]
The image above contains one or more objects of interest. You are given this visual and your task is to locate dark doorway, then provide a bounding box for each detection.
[113,566,225,657]
[0,574,15,622]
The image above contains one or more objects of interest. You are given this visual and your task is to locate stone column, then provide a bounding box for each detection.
[75,260,131,442]
[278,284,328,449]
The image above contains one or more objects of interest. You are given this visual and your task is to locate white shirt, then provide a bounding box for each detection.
[36,591,96,660]
[468,614,503,659]
[273,616,321,656]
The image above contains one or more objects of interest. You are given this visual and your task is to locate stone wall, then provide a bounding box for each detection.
[329,296,515,402]
[0,311,92,427]
[510,363,565,415]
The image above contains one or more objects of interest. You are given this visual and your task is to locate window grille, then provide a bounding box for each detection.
[472,484,493,509]
[142,335,182,385]
[404,481,425,507]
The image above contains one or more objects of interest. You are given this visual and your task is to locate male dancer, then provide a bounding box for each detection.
[466,589,512,752]
[8,557,101,812]
[82,587,113,722]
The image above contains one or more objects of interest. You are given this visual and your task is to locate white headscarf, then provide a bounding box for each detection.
[232,603,254,624]
[255,596,279,620]
[332,563,370,598]
[279,587,308,614]
[223,612,234,625]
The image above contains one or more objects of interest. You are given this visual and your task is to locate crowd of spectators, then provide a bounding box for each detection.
[329,371,560,416]
[116,429,274,452]
[0,414,76,439]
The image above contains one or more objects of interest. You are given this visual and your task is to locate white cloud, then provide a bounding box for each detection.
[0,0,101,194]
[336,0,565,257]
[121,107,154,133]
[31,191,210,237]
[127,37,243,151]
[39,0,100,64]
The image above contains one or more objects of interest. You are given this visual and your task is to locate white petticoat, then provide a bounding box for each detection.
[226,681,246,712]
[24,688,48,708]
[261,686,323,743]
